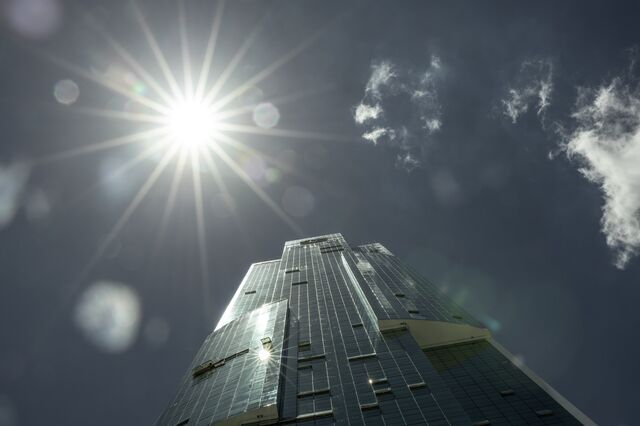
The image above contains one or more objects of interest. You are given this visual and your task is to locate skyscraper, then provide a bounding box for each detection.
[158,233,594,425]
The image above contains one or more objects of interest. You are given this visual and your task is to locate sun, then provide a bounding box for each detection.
[164,99,218,152]
[39,1,334,305]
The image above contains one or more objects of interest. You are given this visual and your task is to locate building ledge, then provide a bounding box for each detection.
[378,318,491,349]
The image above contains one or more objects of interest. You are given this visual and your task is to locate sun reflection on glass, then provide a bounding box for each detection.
[258,348,271,361]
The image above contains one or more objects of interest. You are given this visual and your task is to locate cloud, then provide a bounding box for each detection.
[502,59,554,124]
[354,103,383,124]
[396,152,420,172]
[424,118,442,132]
[362,127,395,144]
[365,60,396,99]
[0,162,30,229]
[353,55,443,171]
[412,63,443,132]
[564,77,640,268]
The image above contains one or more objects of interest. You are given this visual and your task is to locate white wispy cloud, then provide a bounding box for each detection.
[362,127,395,144]
[502,59,554,124]
[353,103,383,124]
[424,118,442,132]
[412,60,442,133]
[564,77,640,268]
[0,162,30,229]
[353,55,443,171]
[365,60,396,99]
[430,55,441,70]
[396,152,420,172]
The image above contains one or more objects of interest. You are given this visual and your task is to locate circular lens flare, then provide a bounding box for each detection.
[166,100,216,150]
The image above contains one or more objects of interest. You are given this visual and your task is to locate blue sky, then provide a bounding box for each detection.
[1,1,639,424]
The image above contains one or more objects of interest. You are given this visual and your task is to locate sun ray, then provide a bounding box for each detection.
[199,144,255,251]
[215,122,353,143]
[96,145,177,260]
[34,127,167,165]
[153,149,189,257]
[42,49,171,115]
[86,16,176,106]
[266,340,304,390]
[213,83,336,122]
[199,142,231,199]
[210,26,326,113]
[190,150,212,318]
[25,2,364,384]
[207,139,304,236]
[201,9,272,106]
[63,139,169,211]
[66,106,166,125]
[57,143,178,306]
[133,2,184,101]
[213,131,320,188]
[178,0,194,97]
[210,6,357,113]
[195,0,226,100]
[25,141,175,365]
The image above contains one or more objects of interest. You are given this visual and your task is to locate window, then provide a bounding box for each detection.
[408,381,426,390]
[348,352,376,361]
[291,280,308,286]
[294,409,333,421]
[360,402,379,411]
[298,340,311,350]
[297,388,330,398]
[320,247,344,254]
[300,237,328,245]
[244,290,256,295]
[380,324,408,334]
[298,353,326,362]
[319,244,342,251]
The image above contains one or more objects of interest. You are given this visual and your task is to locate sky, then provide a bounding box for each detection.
[0,0,639,424]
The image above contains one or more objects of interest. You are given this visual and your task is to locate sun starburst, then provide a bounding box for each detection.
[163,99,219,152]
[33,1,350,317]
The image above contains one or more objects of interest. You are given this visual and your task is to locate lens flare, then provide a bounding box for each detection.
[38,1,336,313]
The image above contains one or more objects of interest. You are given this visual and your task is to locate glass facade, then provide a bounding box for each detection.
[158,233,593,425]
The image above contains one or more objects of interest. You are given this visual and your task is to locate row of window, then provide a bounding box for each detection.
[243,277,311,296]
[471,409,554,425]
[320,247,344,254]
[393,291,465,320]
